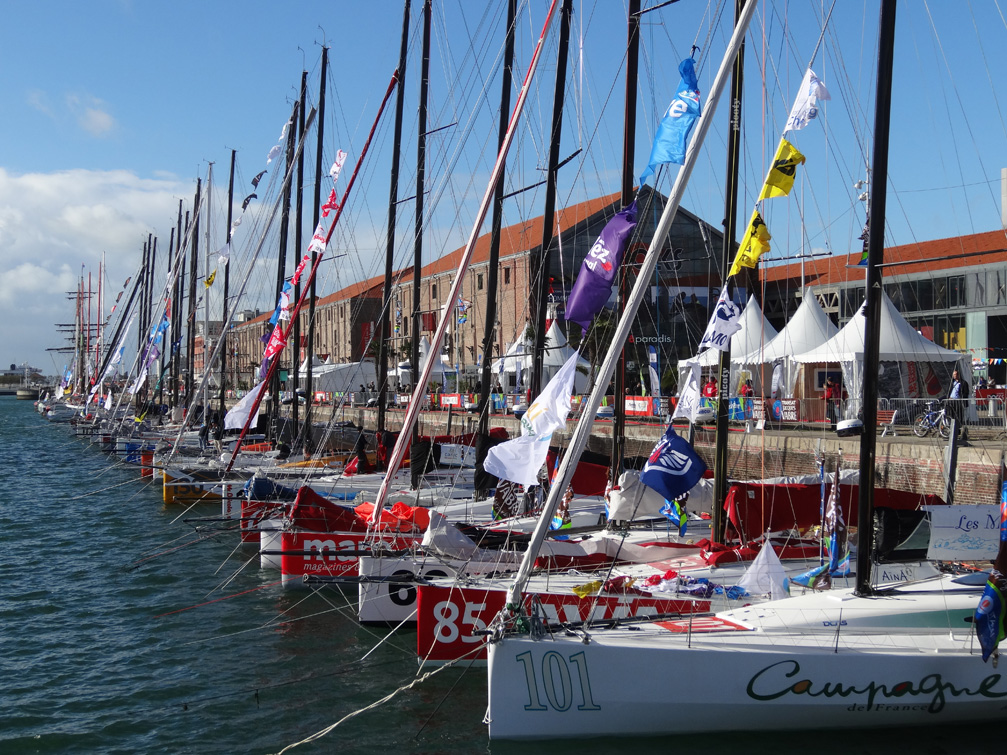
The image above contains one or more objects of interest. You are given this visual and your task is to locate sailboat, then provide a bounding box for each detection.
[484,1,1003,739]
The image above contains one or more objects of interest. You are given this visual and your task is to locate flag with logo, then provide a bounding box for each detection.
[659,497,687,537]
[758,138,806,200]
[639,58,702,185]
[698,287,743,352]
[564,202,638,332]
[639,424,706,502]
[728,209,772,276]
[484,352,579,487]
[648,345,661,398]
[975,579,1006,662]
[785,68,831,132]
[307,222,327,255]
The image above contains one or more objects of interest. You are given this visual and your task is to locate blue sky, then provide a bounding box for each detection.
[3,1,1007,375]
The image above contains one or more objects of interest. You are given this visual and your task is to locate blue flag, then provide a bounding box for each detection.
[639,425,706,502]
[639,58,702,185]
[564,202,638,332]
[659,497,687,537]
[975,579,1006,662]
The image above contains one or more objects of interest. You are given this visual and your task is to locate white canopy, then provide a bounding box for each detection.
[491,322,592,392]
[793,292,962,364]
[298,358,377,393]
[739,290,837,364]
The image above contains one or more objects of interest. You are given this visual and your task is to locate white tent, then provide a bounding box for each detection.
[792,291,966,405]
[737,289,839,397]
[541,320,592,393]
[298,358,377,394]
[491,333,533,391]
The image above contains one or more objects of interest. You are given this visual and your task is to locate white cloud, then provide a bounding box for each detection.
[0,168,188,373]
[26,89,54,118]
[65,93,117,137]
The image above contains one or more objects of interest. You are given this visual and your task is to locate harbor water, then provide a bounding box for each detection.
[0,397,996,754]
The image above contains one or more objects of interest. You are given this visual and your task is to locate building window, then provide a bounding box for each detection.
[431,283,438,299]
[948,274,966,308]
[504,267,511,285]
[477,273,484,290]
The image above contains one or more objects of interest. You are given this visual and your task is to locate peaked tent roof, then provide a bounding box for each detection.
[739,289,839,364]
[696,295,779,366]
[792,291,962,363]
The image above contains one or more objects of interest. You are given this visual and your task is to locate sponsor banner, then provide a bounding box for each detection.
[439,444,476,467]
[925,504,1000,561]
[278,531,420,582]
[625,396,653,416]
[416,584,708,663]
[441,393,462,407]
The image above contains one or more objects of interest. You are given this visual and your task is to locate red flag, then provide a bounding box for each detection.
[291,254,310,286]
[263,324,287,360]
[322,189,339,218]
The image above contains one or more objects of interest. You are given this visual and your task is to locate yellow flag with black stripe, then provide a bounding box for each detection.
[729,209,772,277]
[758,137,806,200]
[205,269,217,288]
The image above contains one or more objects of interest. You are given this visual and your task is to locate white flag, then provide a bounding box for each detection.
[785,68,831,132]
[225,381,267,431]
[698,287,742,352]
[484,352,579,487]
[672,360,703,422]
[217,241,231,266]
[266,144,282,165]
[307,222,327,255]
[329,149,347,181]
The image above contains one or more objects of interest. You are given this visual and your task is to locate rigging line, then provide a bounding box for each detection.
[411,644,481,741]
[274,643,489,754]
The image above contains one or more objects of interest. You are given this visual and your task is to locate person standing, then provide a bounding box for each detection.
[824,376,838,426]
[946,368,969,442]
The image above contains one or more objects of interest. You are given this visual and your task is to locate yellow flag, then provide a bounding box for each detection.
[205,269,217,288]
[758,137,806,200]
[728,209,772,277]
[571,580,602,599]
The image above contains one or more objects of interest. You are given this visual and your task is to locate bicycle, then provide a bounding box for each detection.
[912,400,951,439]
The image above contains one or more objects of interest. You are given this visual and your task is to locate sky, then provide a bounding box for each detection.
[3,0,1007,376]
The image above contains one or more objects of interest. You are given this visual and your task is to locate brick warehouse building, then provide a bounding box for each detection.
[226,185,736,391]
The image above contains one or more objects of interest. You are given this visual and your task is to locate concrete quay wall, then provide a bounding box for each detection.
[322,406,1005,507]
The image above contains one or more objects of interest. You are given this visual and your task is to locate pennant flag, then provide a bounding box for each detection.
[785,68,831,132]
[242,193,257,211]
[329,149,347,181]
[205,269,216,288]
[975,579,1006,662]
[824,463,848,574]
[672,360,703,422]
[648,345,661,398]
[262,324,287,361]
[307,222,327,255]
[758,138,806,200]
[251,169,267,188]
[484,352,579,487]
[790,562,831,590]
[291,254,311,286]
[217,242,231,267]
[698,286,743,351]
[857,216,870,266]
[659,497,687,537]
[640,58,702,185]
[322,188,339,218]
[564,202,638,332]
[225,381,267,431]
[728,209,772,276]
[639,425,706,502]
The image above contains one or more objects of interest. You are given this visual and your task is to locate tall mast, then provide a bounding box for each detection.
[272,102,298,442]
[304,48,328,451]
[185,179,201,412]
[203,167,212,413]
[610,0,641,487]
[505,0,758,607]
[711,0,748,542]
[474,0,518,498]
[292,71,308,439]
[218,150,236,423]
[378,0,411,438]
[158,227,174,413]
[171,202,183,410]
[147,237,158,418]
[855,0,897,597]
[529,0,573,399]
[411,0,431,461]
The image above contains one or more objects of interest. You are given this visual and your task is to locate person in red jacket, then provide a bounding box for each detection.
[702,377,718,399]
